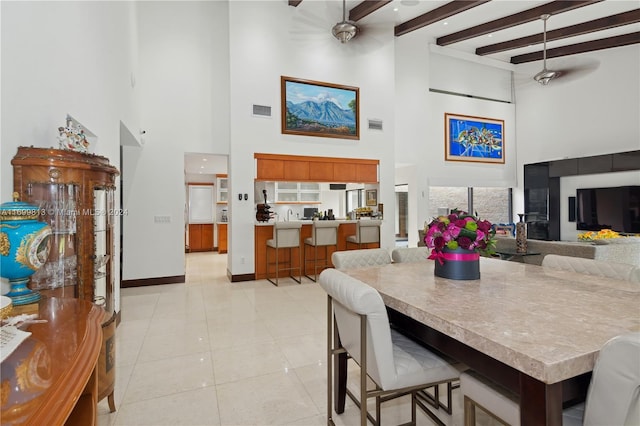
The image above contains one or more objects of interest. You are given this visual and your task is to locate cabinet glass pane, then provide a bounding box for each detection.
[277,193,298,202]
[28,183,78,293]
[219,178,228,190]
[277,182,297,190]
[219,191,228,202]
[300,183,320,190]
[300,193,321,202]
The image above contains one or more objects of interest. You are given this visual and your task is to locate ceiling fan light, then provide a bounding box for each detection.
[534,69,560,85]
[332,21,358,43]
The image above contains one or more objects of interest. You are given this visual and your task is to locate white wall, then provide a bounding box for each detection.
[122,0,230,280]
[395,36,517,243]
[226,0,396,276]
[1,1,139,312]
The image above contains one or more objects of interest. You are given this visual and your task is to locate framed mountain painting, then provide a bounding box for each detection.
[445,113,504,164]
[281,76,359,140]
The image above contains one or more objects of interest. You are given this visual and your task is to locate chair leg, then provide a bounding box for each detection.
[463,395,476,426]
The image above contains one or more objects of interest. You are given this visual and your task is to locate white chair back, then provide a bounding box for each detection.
[583,332,640,426]
[319,268,396,389]
[268,222,301,248]
[356,220,382,244]
[542,254,637,282]
[332,248,391,270]
[391,247,430,263]
[308,221,339,246]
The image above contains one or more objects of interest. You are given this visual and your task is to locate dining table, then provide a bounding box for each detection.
[336,256,640,425]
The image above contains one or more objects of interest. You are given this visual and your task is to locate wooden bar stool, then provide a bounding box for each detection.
[346,219,382,249]
[266,221,302,286]
[303,221,340,282]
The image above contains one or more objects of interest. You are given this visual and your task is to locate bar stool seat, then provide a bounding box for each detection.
[346,219,382,249]
[304,221,340,282]
[266,221,302,286]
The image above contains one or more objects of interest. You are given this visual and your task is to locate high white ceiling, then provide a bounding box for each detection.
[293,0,639,63]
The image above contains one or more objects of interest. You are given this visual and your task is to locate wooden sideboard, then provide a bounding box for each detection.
[0,297,102,426]
[217,223,228,253]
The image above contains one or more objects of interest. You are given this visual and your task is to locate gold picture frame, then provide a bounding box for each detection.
[366,189,377,206]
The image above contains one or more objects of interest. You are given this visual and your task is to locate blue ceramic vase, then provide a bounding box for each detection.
[0,193,52,305]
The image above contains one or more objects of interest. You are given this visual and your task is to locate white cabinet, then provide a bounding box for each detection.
[275,182,320,203]
[216,174,228,204]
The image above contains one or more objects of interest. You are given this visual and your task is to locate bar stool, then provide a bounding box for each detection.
[346,219,382,249]
[303,220,340,282]
[266,221,302,286]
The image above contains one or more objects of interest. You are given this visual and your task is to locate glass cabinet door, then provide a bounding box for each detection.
[28,183,79,297]
[93,188,114,314]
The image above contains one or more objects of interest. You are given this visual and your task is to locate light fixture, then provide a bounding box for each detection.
[533,14,560,86]
[332,0,358,44]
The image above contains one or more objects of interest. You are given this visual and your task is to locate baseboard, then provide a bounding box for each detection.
[121,275,185,288]
[229,272,255,282]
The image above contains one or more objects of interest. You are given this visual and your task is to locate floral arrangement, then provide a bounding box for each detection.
[577,229,621,241]
[424,209,496,258]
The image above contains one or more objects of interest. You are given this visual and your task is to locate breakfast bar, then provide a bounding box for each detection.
[338,258,640,425]
[254,220,380,280]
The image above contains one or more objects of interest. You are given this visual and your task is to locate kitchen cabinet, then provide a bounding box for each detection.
[284,160,309,181]
[255,153,378,183]
[309,162,334,181]
[216,174,228,204]
[12,146,119,412]
[257,158,285,180]
[275,182,320,203]
[217,223,227,253]
[188,223,214,252]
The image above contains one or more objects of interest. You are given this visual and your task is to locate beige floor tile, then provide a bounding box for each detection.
[112,386,220,425]
[137,325,210,363]
[122,352,215,404]
[216,370,319,425]
[211,340,291,384]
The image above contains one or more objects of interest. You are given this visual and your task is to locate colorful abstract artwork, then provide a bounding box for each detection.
[444,113,504,164]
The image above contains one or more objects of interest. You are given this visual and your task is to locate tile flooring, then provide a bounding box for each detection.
[98,252,496,426]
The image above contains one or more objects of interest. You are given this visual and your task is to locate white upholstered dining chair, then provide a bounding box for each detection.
[331,248,391,270]
[459,331,640,426]
[391,247,430,263]
[541,254,640,282]
[319,268,464,426]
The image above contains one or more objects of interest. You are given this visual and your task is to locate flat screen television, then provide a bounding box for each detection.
[576,185,640,233]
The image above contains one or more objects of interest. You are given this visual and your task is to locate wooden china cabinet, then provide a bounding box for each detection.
[11,146,119,412]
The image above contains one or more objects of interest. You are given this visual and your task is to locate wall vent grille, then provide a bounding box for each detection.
[368,119,383,131]
[252,104,272,117]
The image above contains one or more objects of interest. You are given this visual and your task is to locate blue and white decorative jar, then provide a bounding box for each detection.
[0,193,52,305]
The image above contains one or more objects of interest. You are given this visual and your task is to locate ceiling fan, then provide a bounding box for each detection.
[332,0,359,43]
[533,14,561,85]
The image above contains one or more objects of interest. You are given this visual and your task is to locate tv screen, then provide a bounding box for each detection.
[576,185,640,233]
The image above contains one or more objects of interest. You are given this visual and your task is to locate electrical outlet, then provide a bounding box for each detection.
[154,215,171,223]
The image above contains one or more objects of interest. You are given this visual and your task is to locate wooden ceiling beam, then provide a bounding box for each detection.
[510,31,640,63]
[349,1,393,22]
[394,0,490,37]
[288,0,303,7]
[437,0,602,46]
[477,9,640,55]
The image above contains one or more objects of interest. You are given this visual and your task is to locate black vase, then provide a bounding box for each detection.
[433,247,480,280]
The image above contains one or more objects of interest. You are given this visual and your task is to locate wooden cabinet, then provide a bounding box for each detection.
[309,162,334,181]
[257,158,285,180]
[255,153,378,183]
[0,298,102,425]
[189,223,214,252]
[12,146,119,412]
[217,223,227,253]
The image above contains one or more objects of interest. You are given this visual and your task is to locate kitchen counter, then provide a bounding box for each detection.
[254,219,359,226]
[254,220,381,280]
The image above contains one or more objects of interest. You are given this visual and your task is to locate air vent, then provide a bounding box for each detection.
[252,104,272,117]
[368,119,383,131]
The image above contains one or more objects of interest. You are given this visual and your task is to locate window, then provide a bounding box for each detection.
[428,187,511,224]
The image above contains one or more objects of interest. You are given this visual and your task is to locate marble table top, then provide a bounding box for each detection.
[342,257,640,384]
